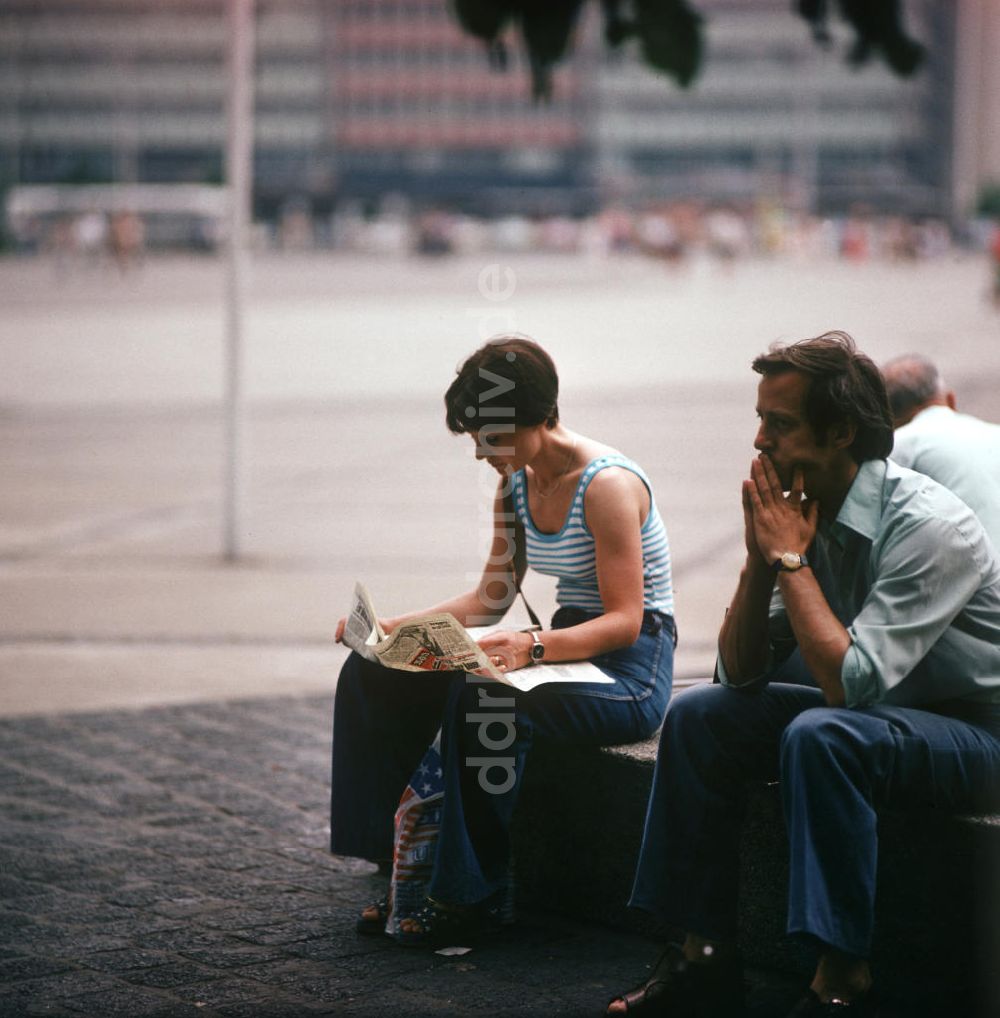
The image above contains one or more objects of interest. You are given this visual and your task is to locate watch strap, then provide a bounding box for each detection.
[528,629,545,661]
[772,552,809,573]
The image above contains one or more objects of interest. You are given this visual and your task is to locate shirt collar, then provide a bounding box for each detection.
[910,404,952,425]
[830,459,886,544]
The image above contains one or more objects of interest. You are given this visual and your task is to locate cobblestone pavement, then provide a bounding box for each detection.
[0,695,804,1018]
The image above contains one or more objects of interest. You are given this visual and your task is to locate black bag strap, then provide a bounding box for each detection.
[502,484,542,631]
[513,566,542,631]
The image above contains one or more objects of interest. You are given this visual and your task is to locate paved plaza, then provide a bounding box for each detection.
[0,251,997,1015]
[2,250,997,713]
[0,694,815,1018]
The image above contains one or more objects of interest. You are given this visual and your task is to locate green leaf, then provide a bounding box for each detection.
[634,0,704,88]
[449,0,512,42]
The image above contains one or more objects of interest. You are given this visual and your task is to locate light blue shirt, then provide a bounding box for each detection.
[719,460,1000,724]
[891,405,1000,552]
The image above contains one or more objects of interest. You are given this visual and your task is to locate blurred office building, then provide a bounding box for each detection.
[596,1,950,214]
[2,0,999,229]
[0,0,334,224]
[331,2,590,216]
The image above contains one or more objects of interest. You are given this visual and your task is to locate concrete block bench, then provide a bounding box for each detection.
[511,696,999,1017]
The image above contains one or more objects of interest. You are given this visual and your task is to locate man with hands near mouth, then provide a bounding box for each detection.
[606,332,1000,1018]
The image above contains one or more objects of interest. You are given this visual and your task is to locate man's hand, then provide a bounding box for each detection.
[745,458,819,565]
[742,480,766,564]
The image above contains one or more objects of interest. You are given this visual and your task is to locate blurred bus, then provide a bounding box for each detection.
[5,184,227,254]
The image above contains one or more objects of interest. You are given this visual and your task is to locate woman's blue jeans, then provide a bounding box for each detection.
[628,681,1000,958]
[330,606,674,905]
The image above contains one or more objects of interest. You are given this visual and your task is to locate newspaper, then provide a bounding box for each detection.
[342,582,614,693]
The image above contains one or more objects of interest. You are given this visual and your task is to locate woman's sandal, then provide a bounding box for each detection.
[355,894,389,936]
[394,894,506,949]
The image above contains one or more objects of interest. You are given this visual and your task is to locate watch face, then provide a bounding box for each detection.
[530,641,545,660]
[781,552,801,571]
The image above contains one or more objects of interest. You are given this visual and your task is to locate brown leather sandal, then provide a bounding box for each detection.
[605,944,744,1016]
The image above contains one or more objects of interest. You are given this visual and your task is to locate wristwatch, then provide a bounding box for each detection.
[528,630,545,663]
[772,552,809,574]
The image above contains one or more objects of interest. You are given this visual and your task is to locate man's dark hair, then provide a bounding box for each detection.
[752,331,894,462]
[445,336,559,434]
[882,353,943,421]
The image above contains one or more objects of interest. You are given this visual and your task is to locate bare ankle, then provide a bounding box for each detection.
[811,950,872,1003]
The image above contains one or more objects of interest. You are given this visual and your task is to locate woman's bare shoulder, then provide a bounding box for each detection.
[575,435,623,463]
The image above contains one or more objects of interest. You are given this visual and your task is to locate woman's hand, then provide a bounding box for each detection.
[334,617,397,644]
[477,630,535,673]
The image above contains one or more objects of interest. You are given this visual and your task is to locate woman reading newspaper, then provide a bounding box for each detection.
[332,335,676,947]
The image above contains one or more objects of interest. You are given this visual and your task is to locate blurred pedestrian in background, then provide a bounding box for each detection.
[990,223,1000,305]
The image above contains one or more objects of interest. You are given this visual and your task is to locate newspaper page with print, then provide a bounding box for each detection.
[342,582,614,692]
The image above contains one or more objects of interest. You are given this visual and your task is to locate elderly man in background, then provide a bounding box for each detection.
[882,353,1000,548]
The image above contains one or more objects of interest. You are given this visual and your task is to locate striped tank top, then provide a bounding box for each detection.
[510,453,674,616]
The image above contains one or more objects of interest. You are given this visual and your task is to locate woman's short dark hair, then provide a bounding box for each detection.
[445,336,560,434]
[752,331,894,463]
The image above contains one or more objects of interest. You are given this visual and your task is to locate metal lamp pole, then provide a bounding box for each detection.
[223,0,254,561]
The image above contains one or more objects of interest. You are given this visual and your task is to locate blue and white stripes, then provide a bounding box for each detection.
[511,454,674,616]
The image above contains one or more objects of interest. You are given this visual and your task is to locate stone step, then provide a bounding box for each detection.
[512,717,1000,1018]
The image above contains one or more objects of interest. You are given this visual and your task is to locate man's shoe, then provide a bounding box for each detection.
[605,943,744,1016]
[786,989,879,1017]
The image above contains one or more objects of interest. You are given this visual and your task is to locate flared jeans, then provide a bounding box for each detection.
[331,606,674,905]
[628,681,1000,957]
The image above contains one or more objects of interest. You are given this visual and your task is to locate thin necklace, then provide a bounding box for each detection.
[534,434,578,499]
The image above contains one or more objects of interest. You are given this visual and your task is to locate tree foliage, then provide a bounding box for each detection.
[448,0,925,100]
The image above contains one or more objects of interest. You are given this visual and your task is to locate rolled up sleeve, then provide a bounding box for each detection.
[840,517,983,708]
[716,587,791,689]
[715,650,754,688]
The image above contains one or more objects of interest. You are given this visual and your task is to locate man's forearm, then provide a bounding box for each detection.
[777,568,850,706]
[719,555,776,682]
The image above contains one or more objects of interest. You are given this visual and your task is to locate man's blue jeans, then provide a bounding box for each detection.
[331,606,674,905]
[628,682,1000,957]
